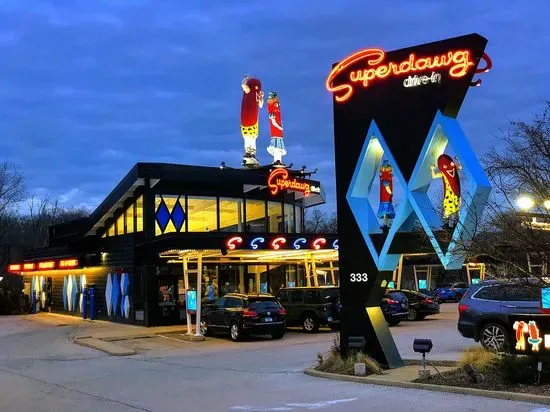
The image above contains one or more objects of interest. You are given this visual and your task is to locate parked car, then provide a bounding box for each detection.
[391,289,440,321]
[276,286,340,332]
[457,281,541,351]
[381,290,409,326]
[200,293,286,341]
[436,282,469,302]
[418,288,442,304]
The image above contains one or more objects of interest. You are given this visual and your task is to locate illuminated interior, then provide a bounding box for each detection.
[104,194,144,238]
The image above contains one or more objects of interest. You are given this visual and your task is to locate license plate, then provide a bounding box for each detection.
[264,317,272,322]
[327,317,333,322]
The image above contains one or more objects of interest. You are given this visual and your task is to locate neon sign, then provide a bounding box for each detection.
[250,237,265,250]
[226,236,243,250]
[293,238,307,250]
[326,48,476,102]
[37,261,55,270]
[514,320,543,352]
[8,264,21,272]
[23,263,36,271]
[59,259,79,269]
[332,239,339,250]
[270,237,287,250]
[312,237,327,250]
[267,168,311,197]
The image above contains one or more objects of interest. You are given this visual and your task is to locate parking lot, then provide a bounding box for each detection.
[110,302,473,361]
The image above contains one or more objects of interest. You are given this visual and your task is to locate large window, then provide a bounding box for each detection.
[125,203,134,234]
[155,195,183,235]
[219,198,244,232]
[267,202,283,232]
[246,200,266,232]
[116,213,125,236]
[284,203,295,233]
[295,205,303,233]
[188,196,217,232]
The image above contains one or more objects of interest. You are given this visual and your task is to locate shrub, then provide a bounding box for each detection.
[316,347,383,376]
[459,347,499,372]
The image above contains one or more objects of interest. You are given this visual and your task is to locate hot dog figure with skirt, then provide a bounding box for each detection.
[431,154,462,228]
[266,91,286,167]
[240,75,264,167]
[377,160,396,229]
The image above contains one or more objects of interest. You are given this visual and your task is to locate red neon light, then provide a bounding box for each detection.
[23,263,36,271]
[270,237,287,250]
[326,48,475,102]
[470,52,493,87]
[267,168,311,197]
[59,259,79,269]
[226,236,243,250]
[8,264,21,272]
[312,237,327,250]
[37,261,56,270]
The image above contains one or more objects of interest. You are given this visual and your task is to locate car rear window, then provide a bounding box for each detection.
[248,299,280,310]
[389,292,406,301]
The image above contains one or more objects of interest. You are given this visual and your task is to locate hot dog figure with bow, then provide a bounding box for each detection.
[431,154,462,228]
[266,91,286,167]
[240,75,264,168]
[377,160,396,229]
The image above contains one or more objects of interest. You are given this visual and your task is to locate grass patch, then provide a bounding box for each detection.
[458,347,499,372]
[315,335,383,376]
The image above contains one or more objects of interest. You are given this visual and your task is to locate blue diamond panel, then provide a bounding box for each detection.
[171,199,186,231]
[156,200,171,232]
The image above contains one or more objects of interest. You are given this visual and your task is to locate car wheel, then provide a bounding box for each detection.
[302,314,319,333]
[480,323,507,351]
[407,308,418,321]
[230,323,243,342]
[199,320,211,337]
[271,330,285,339]
[387,320,400,326]
[455,293,463,302]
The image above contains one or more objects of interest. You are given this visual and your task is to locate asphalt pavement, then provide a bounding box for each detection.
[0,304,546,412]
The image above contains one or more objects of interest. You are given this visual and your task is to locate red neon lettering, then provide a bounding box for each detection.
[59,259,78,269]
[326,48,475,102]
[267,169,311,197]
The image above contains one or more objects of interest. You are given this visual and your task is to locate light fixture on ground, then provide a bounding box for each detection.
[413,338,433,379]
[516,195,534,211]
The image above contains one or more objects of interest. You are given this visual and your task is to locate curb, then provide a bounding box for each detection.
[73,337,137,356]
[304,368,550,406]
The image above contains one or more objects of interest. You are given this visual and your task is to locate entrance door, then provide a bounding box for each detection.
[157,276,182,325]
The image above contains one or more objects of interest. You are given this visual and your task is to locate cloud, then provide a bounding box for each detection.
[0,0,548,214]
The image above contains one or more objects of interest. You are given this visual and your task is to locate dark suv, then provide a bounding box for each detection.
[200,293,286,341]
[276,287,340,332]
[458,281,541,350]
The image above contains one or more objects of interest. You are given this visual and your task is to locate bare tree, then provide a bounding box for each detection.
[304,209,337,234]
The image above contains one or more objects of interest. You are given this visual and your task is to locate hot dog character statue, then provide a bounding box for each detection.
[240,75,264,168]
[266,91,286,167]
[431,154,462,228]
[377,160,396,229]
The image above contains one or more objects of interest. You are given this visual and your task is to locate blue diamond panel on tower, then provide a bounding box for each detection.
[156,200,171,232]
[171,199,186,231]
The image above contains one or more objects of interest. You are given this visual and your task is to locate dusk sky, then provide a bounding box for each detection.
[1,0,549,213]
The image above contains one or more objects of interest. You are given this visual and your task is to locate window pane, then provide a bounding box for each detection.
[108,223,115,237]
[125,203,134,234]
[136,195,143,232]
[295,205,303,233]
[116,213,125,235]
[290,290,304,302]
[219,198,244,232]
[267,202,283,232]
[474,285,504,301]
[188,196,217,232]
[163,195,179,234]
[284,203,295,233]
[246,200,266,232]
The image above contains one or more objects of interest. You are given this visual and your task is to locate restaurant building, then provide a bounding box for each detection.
[8,163,338,326]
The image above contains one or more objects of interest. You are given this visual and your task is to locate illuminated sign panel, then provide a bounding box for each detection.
[224,235,338,251]
[23,263,36,271]
[8,264,21,272]
[59,259,79,269]
[37,261,55,270]
[510,315,550,355]
[267,168,320,197]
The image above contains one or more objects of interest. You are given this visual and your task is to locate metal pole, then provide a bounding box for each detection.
[195,253,202,337]
[311,255,319,287]
[396,255,404,289]
[183,255,192,335]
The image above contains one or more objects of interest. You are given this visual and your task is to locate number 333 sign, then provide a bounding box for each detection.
[350,273,369,282]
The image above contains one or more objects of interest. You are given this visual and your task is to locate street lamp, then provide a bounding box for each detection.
[517,195,534,211]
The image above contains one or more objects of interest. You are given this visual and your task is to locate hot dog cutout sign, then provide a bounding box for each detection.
[266,91,286,167]
[241,75,264,168]
[431,154,462,228]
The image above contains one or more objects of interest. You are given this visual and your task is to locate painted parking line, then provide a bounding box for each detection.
[230,398,358,411]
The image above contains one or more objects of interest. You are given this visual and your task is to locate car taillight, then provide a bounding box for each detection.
[386,299,398,305]
[423,298,434,304]
[279,308,286,315]
[458,304,469,314]
[243,310,257,317]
